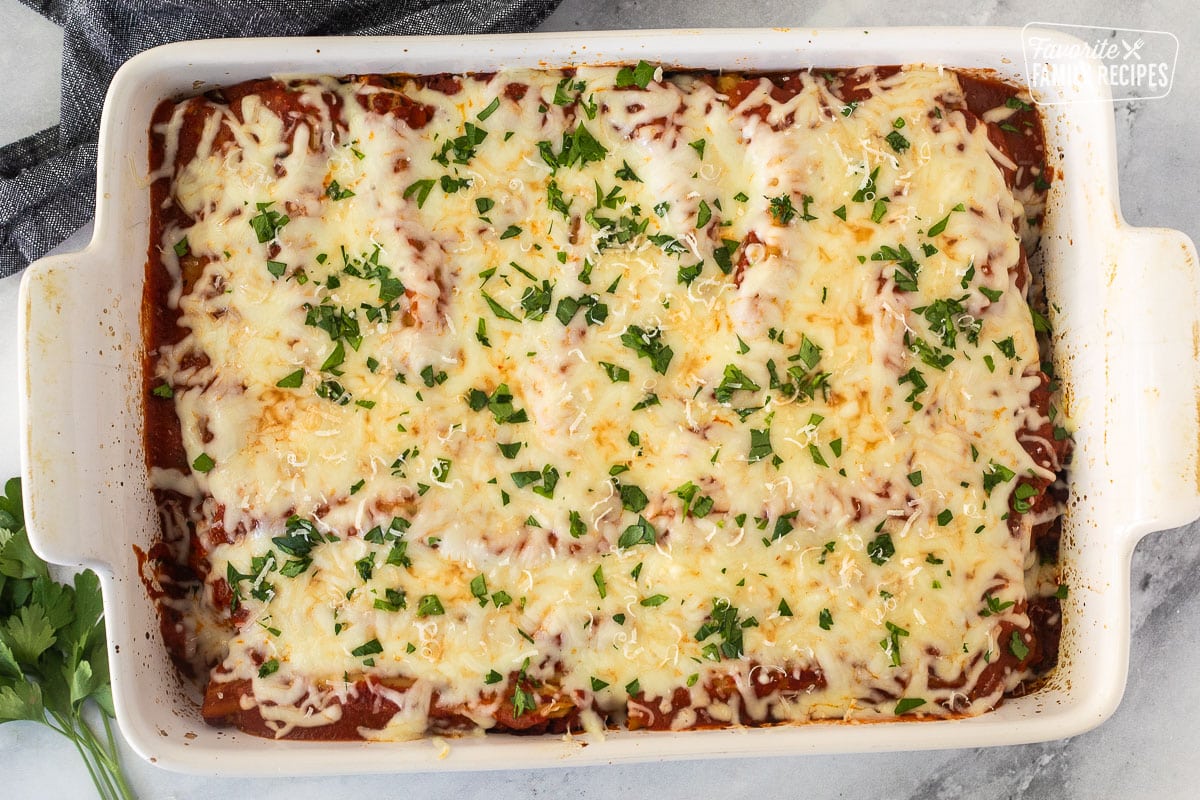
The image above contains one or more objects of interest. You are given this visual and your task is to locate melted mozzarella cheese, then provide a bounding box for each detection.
[151,66,1058,738]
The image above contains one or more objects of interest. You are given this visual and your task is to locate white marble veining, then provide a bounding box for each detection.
[2,1,1199,797]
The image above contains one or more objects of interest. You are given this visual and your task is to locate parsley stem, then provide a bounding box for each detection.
[47,706,134,800]
[50,709,108,798]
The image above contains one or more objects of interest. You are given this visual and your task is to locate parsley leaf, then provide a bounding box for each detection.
[714,364,761,404]
[617,516,657,548]
[615,60,657,89]
[748,428,773,463]
[695,598,750,661]
[248,201,290,243]
[620,325,674,375]
[867,533,895,565]
[0,478,134,796]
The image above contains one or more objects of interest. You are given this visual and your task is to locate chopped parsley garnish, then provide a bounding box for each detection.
[818,608,833,630]
[714,364,761,404]
[914,296,981,348]
[482,291,520,322]
[712,238,738,274]
[615,60,656,89]
[1031,307,1052,333]
[403,178,436,208]
[615,160,642,182]
[315,379,351,405]
[677,263,703,285]
[539,122,608,172]
[477,96,501,121]
[420,364,447,387]
[871,244,921,292]
[620,325,674,374]
[324,179,355,201]
[191,453,215,473]
[416,594,445,617]
[248,201,290,243]
[512,469,542,488]
[867,532,895,565]
[983,461,1016,495]
[894,698,926,714]
[632,393,660,411]
[555,292,608,326]
[672,481,715,519]
[809,444,829,467]
[601,361,631,383]
[373,588,407,612]
[354,555,374,582]
[351,638,383,658]
[771,510,799,542]
[880,621,909,667]
[768,194,798,224]
[519,280,554,320]
[512,683,537,718]
[592,566,607,598]
[981,594,1015,617]
[798,194,817,221]
[852,166,880,203]
[898,367,927,410]
[1009,630,1030,660]
[440,175,471,194]
[618,482,649,513]
[885,129,910,153]
[1013,482,1039,513]
[433,122,488,166]
[927,210,955,237]
[906,334,954,371]
[695,597,750,661]
[871,198,889,223]
[748,428,773,463]
[617,516,657,548]
[430,457,452,483]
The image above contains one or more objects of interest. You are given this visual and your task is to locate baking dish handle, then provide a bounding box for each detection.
[1112,225,1200,538]
[18,249,139,571]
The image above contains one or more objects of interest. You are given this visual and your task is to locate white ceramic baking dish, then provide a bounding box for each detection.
[17,27,1200,775]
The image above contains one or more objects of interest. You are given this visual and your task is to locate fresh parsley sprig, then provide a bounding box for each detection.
[0,478,134,799]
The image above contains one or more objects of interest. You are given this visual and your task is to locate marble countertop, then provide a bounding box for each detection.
[3,1,1198,797]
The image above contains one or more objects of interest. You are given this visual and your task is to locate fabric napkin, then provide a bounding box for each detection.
[0,0,562,278]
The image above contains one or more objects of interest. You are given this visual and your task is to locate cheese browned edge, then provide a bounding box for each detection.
[139,65,1071,741]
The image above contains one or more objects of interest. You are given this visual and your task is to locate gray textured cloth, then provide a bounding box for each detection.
[0,0,561,278]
